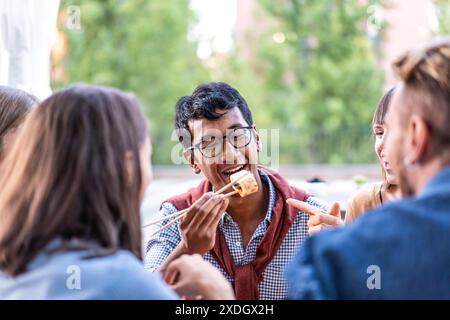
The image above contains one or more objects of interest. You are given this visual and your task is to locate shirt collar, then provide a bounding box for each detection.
[418,165,450,198]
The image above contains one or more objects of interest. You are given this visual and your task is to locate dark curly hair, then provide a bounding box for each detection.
[175,82,254,148]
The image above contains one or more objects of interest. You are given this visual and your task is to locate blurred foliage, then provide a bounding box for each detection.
[254,0,384,163]
[433,0,450,34]
[55,0,387,165]
[56,0,208,164]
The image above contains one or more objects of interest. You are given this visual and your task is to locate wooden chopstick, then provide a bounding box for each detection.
[149,189,239,237]
[150,210,186,236]
[213,171,251,195]
[141,207,190,228]
[142,173,250,229]
[222,189,239,198]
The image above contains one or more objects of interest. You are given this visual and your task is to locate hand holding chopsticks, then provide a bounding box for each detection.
[143,170,259,238]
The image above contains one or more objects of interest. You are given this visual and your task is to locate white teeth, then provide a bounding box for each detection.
[223,165,244,174]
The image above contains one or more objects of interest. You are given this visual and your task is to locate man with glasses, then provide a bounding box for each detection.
[145,82,330,300]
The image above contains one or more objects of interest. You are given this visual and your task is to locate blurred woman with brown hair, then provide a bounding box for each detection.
[344,86,402,223]
[0,86,38,164]
[0,84,173,299]
[0,85,235,299]
[288,87,402,231]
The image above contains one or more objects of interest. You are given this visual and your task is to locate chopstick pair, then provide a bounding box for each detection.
[142,171,252,236]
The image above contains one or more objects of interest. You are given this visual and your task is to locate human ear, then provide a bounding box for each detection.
[183,149,201,174]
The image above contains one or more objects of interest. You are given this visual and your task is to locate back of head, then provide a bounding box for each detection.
[0,84,148,276]
[0,86,38,158]
[393,37,450,162]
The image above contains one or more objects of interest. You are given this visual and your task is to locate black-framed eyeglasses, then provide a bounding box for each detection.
[186,126,255,158]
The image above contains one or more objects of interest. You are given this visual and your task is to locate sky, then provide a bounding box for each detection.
[189,0,237,59]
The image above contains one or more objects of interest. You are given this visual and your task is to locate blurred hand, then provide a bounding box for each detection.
[286,199,343,234]
[165,254,235,300]
[180,192,229,255]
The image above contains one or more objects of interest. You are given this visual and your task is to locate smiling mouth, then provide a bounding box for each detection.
[222,164,246,176]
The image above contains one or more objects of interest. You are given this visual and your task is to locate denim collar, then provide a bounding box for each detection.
[418,165,450,199]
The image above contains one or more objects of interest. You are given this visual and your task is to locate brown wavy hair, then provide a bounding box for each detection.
[372,86,396,187]
[0,86,38,161]
[0,84,148,276]
[372,86,395,127]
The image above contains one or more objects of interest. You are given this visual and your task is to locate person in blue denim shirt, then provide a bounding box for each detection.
[286,38,450,299]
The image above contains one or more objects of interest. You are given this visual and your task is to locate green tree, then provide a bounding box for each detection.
[254,0,384,163]
[56,0,209,164]
[434,0,450,34]
[56,0,386,165]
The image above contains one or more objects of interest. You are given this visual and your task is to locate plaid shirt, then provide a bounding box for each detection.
[145,173,329,300]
